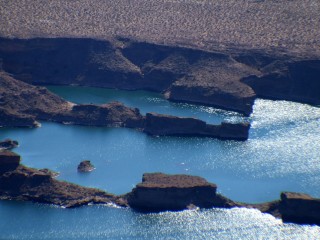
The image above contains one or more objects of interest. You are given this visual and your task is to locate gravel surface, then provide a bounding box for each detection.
[0,0,319,56]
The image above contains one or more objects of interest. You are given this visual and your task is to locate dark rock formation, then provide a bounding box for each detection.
[0,139,19,150]
[218,122,251,140]
[0,151,21,173]
[77,160,95,173]
[241,60,320,106]
[1,151,320,226]
[144,113,250,140]
[1,71,249,140]
[63,102,145,128]
[1,38,319,116]
[0,151,126,208]
[126,173,236,212]
[0,71,145,128]
[0,107,39,128]
[279,192,320,225]
[38,168,59,178]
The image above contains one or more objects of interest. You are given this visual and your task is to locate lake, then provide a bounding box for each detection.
[1,86,319,239]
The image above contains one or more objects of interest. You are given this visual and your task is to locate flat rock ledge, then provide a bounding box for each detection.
[1,151,320,226]
[144,113,250,140]
[125,173,235,212]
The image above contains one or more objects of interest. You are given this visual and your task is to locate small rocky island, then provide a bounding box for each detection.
[1,150,319,226]
[78,160,95,173]
[126,172,235,211]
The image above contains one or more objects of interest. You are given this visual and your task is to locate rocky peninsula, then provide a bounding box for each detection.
[0,151,126,208]
[1,150,320,226]
[0,71,249,140]
[144,113,250,140]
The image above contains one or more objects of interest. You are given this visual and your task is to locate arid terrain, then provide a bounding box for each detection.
[0,0,319,57]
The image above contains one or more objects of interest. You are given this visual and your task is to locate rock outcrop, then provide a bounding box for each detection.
[0,71,145,128]
[0,151,21,173]
[279,192,320,225]
[0,151,126,208]
[144,113,250,140]
[1,38,319,116]
[1,72,250,141]
[126,172,236,212]
[0,107,39,128]
[0,139,19,150]
[1,151,320,226]
[77,160,95,173]
[241,60,320,106]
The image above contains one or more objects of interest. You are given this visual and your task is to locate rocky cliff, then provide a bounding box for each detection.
[279,192,320,225]
[0,71,145,128]
[1,38,318,116]
[1,72,250,140]
[126,173,236,212]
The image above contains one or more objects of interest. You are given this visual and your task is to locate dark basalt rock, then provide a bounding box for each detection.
[0,107,39,128]
[1,151,320,226]
[39,168,59,178]
[0,139,19,150]
[0,72,248,140]
[0,72,145,129]
[0,151,21,173]
[77,160,95,173]
[218,122,251,140]
[126,172,236,212]
[65,102,145,128]
[144,112,250,140]
[279,192,320,225]
[0,151,126,208]
[1,38,318,116]
[241,60,320,106]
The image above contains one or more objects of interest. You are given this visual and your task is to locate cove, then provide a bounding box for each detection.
[1,86,320,239]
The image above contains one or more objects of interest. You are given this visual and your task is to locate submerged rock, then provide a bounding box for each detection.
[77,160,95,173]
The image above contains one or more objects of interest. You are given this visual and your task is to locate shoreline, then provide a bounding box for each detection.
[1,150,319,226]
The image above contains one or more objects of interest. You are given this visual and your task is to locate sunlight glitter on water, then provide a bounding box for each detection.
[1,88,320,239]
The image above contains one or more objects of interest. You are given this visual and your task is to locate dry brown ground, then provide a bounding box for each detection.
[0,0,319,57]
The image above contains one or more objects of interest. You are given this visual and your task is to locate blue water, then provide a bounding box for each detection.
[1,86,320,239]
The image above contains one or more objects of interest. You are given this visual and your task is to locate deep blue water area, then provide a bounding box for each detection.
[1,86,320,239]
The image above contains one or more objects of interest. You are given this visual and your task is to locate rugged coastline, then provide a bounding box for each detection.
[1,37,319,117]
[0,71,250,141]
[1,150,319,226]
